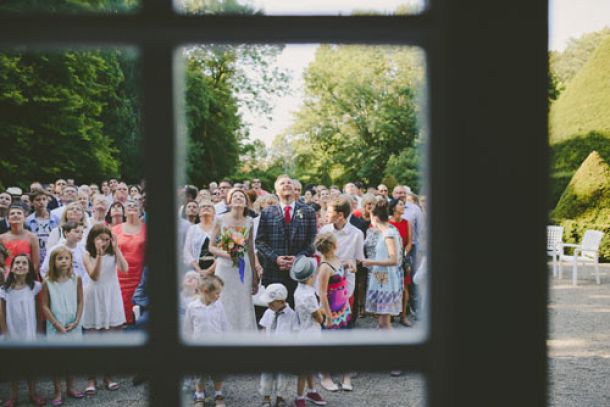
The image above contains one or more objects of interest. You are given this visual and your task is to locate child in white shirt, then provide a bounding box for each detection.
[258,283,297,407]
[41,221,89,287]
[291,257,327,407]
[183,275,230,407]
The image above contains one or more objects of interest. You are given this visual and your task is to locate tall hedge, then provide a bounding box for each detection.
[551,151,610,261]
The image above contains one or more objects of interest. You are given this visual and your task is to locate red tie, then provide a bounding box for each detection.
[284,205,291,224]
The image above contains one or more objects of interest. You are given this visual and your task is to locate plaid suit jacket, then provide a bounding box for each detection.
[255,201,317,290]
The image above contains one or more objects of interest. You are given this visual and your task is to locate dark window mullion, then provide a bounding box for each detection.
[141,44,181,406]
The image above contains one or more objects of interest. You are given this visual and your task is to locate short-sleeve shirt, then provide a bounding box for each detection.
[259,304,297,335]
[0,281,42,341]
[25,213,59,267]
[183,298,231,340]
[294,283,321,333]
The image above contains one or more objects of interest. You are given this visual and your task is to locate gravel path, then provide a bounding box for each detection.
[2,263,609,406]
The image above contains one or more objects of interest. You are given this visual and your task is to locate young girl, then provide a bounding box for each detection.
[183,275,230,407]
[0,254,46,406]
[82,224,128,394]
[41,246,85,405]
[315,232,353,392]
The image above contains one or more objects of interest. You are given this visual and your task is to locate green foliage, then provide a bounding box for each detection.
[550,131,610,206]
[287,45,424,187]
[549,27,610,86]
[0,0,138,13]
[551,151,610,261]
[184,55,241,187]
[179,0,259,14]
[0,51,138,187]
[552,151,610,222]
[549,35,610,144]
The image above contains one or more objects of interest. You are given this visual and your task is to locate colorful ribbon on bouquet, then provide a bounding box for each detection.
[238,257,245,284]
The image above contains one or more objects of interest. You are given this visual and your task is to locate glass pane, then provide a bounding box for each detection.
[0,373,148,405]
[0,1,139,14]
[548,1,610,405]
[0,48,146,346]
[177,43,428,346]
[175,0,426,15]
[181,372,425,406]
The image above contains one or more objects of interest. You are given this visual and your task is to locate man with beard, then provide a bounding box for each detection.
[256,175,317,307]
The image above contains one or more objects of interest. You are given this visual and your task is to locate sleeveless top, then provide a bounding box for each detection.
[321,261,351,329]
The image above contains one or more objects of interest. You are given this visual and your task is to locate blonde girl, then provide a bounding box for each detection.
[41,245,85,404]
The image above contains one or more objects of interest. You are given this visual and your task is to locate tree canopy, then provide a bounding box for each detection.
[278,45,425,190]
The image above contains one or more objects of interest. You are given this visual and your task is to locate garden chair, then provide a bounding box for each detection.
[558,229,604,286]
[547,225,564,278]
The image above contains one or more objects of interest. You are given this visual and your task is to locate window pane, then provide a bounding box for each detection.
[177,43,429,346]
[0,1,139,14]
[548,1,610,406]
[0,48,147,347]
[175,0,426,15]
[180,372,425,406]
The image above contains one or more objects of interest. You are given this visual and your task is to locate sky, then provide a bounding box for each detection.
[245,0,610,147]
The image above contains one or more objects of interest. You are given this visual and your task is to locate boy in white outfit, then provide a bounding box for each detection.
[183,275,230,407]
[291,256,327,407]
[259,283,297,407]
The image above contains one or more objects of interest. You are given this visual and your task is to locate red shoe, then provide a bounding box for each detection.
[305,391,327,406]
[294,398,306,407]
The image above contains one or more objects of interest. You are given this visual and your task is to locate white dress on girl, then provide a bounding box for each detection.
[0,282,42,341]
[214,216,257,332]
[82,254,126,329]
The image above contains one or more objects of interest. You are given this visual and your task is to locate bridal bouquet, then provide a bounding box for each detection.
[218,227,249,283]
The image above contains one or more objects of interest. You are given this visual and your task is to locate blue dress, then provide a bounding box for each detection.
[365,226,403,315]
[46,275,82,337]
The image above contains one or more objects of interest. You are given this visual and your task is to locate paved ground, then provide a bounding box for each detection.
[2,263,609,406]
[548,263,610,407]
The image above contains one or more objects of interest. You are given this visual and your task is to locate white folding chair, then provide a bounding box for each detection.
[547,225,564,278]
[559,229,604,286]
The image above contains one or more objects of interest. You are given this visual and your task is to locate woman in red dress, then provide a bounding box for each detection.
[0,203,40,279]
[112,199,146,324]
[388,198,413,326]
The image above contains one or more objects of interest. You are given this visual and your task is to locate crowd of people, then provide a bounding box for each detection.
[0,175,426,407]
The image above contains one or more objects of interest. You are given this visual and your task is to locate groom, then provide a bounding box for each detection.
[256,175,317,307]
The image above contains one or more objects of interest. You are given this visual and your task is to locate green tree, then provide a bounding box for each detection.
[550,27,610,86]
[0,51,128,187]
[184,55,241,187]
[287,45,423,186]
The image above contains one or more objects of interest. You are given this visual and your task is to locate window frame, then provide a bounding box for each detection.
[0,1,549,405]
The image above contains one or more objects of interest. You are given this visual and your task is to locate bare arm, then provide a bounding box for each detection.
[0,298,7,335]
[317,265,333,328]
[362,235,398,267]
[405,221,413,256]
[66,277,84,331]
[83,252,102,282]
[29,233,40,274]
[41,282,67,334]
[312,308,324,324]
[111,234,128,272]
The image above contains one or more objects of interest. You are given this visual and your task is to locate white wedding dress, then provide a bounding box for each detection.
[214,217,257,332]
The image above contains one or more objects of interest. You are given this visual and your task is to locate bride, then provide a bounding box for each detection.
[209,188,259,331]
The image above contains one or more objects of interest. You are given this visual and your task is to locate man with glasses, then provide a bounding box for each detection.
[214,179,232,215]
[50,184,78,220]
[377,183,390,201]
